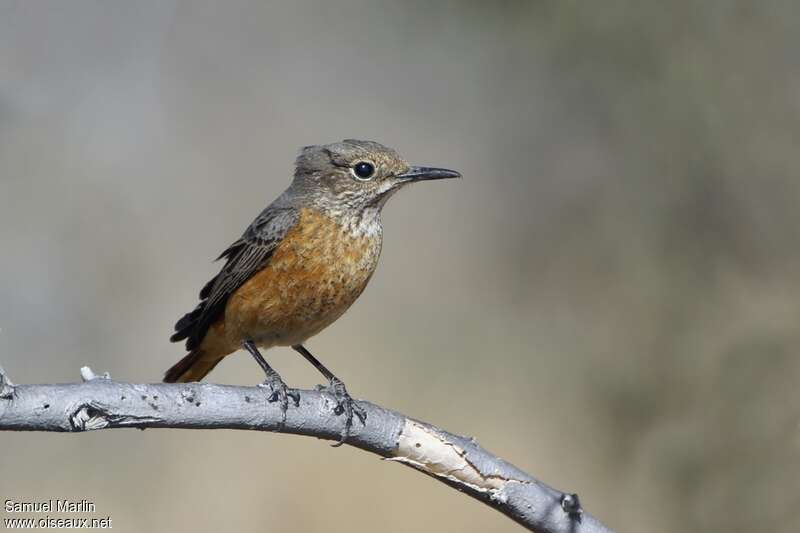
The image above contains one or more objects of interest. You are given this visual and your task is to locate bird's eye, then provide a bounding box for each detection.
[352,161,375,180]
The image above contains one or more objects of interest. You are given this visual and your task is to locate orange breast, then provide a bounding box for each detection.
[222,208,382,348]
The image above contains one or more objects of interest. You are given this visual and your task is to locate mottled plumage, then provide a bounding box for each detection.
[170,207,299,352]
[164,139,460,432]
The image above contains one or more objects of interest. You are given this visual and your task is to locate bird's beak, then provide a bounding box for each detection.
[396,166,462,182]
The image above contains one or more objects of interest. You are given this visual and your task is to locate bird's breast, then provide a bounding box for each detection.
[224,208,382,347]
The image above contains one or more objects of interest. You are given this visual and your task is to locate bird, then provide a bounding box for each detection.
[165,139,460,442]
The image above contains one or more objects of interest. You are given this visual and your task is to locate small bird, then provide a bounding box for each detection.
[165,139,460,441]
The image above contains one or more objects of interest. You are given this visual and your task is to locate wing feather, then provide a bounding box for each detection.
[170,206,299,351]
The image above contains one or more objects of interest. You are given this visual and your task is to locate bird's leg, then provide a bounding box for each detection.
[292,344,366,446]
[243,340,300,422]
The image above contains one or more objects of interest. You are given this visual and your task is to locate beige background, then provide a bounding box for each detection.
[2,2,799,532]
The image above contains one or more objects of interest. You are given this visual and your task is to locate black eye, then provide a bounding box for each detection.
[352,161,375,180]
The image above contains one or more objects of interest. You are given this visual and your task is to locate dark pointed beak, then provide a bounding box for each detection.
[396,166,462,182]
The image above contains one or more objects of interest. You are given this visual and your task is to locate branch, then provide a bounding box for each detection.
[0,364,613,533]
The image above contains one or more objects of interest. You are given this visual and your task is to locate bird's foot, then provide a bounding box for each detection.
[317,377,367,446]
[257,370,300,424]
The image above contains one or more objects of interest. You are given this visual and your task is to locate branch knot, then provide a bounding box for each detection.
[561,493,584,521]
[0,364,15,399]
[69,401,160,431]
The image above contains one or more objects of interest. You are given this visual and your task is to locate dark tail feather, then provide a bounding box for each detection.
[170,305,204,345]
[164,349,222,383]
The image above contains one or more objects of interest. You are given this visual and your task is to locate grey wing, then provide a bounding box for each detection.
[170,206,299,351]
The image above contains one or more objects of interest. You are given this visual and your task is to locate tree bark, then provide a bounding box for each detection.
[0,364,613,533]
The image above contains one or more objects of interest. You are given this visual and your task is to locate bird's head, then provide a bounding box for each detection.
[291,139,460,213]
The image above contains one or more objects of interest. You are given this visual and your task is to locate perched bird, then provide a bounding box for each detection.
[165,139,460,441]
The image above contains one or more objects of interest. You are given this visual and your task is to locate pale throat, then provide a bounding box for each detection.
[340,205,383,239]
[305,185,391,242]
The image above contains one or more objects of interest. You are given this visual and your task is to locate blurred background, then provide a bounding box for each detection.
[2,1,799,532]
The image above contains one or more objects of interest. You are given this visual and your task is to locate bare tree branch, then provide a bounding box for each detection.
[0,364,613,533]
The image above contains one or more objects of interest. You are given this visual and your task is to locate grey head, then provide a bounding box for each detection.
[288,139,460,215]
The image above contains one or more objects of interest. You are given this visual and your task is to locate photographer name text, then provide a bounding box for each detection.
[4,500,96,514]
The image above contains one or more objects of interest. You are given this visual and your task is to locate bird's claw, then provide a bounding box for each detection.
[257,371,299,424]
[318,377,366,446]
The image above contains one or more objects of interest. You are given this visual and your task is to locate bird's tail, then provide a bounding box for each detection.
[163,349,224,383]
